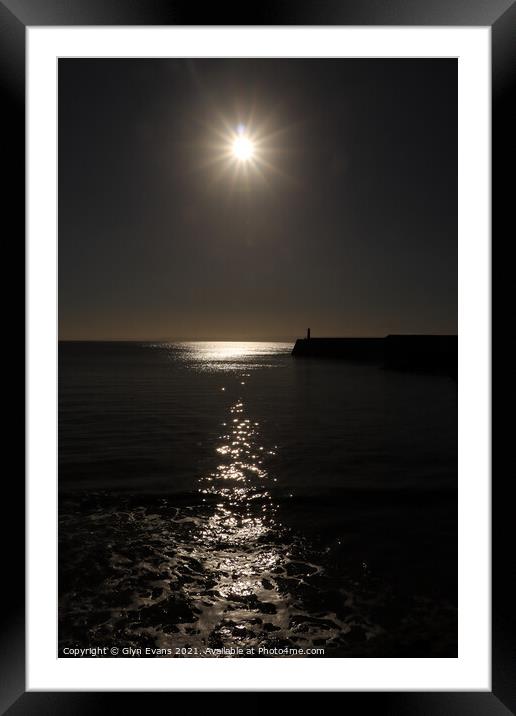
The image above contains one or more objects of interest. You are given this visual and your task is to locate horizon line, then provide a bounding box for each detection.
[58,332,458,343]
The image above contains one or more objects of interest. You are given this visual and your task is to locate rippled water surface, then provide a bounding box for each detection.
[59,341,457,657]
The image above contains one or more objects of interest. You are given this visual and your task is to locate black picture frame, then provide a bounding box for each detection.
[5,0,512,710]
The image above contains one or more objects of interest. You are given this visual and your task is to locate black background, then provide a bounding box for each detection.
[3,0,513,711]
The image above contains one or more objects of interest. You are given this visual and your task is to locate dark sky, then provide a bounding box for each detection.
[58,59,457,341]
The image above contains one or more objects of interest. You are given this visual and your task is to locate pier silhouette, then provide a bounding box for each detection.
[292,334,457,377]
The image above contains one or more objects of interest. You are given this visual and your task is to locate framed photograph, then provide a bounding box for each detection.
[4,0,512,709]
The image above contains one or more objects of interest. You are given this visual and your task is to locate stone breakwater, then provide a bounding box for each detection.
[292,335,457,377]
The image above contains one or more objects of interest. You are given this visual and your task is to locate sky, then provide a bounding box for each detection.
[58,59,457,341]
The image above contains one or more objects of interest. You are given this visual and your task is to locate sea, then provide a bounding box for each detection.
[58,341,457,657]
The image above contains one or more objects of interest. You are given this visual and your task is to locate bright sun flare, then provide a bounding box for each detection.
[232,135,254,161]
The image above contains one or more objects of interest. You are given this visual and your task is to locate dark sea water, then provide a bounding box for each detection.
[58,341,457,657]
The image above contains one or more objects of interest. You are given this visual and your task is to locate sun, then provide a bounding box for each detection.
[232,134,254,161]
[203,120,280,187]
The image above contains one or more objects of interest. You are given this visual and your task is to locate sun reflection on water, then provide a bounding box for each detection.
[198,394,278,547]
[164,341,292,372]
